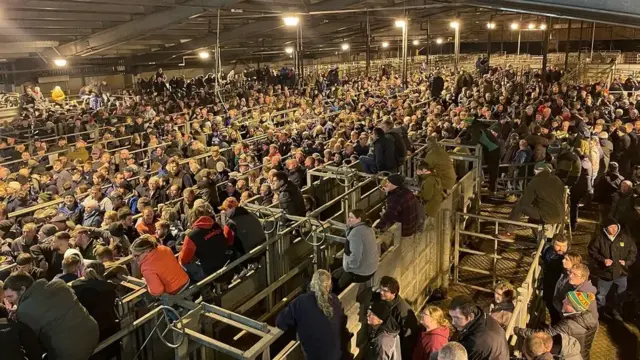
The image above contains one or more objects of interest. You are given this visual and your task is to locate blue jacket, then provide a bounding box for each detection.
[276,292,346,360]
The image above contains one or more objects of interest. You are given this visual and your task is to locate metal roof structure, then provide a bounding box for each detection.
[1,0,639,73]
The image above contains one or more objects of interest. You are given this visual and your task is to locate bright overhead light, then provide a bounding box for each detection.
[53,58,67,67]
[341,43,350,51]
[435,38,443,44]
[198,51,210,59]
[412,39,420,46]
[450,21,459,29]
[395,19,406,28]
[381,41,389,48]
[528,23,536,30]
[510,22,519,30]
[283,16,299,27]
[487,22,496,29]
[285,47,294,54]
[539,23,547,30]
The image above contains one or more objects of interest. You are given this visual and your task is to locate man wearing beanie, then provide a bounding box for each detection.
[516,291,598,360]
[375,174,419,237]
[367,299,401,360]
[588,218,636,321]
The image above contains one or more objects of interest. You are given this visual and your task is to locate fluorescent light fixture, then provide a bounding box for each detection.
[395,19,406,28]
[412,40,420,46]
[198,51,210,59]
[341,43,350,51]
[435,38,444,44]
[528,23,536,30]
[487,22,496,29]
[450,21,459,29]
[382,41,389,48]
[53,58,67,67]
[511,22,519,30]
[285,47,294,54]
[539,23,547,30]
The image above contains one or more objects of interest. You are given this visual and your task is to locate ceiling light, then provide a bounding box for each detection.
[412,40,420,46]
[435,38,443,44]
[283,16,299,27]
[285,47,294,54]
[395,19,406,28]
[53,58,67,67]
[341,43,350,51]
[198,51,210,59]
[450,21,459,29]
[528,23,536,30]
[510,22,519,30]
[539,23,547,30]
[487,22,496,29]
[381,41,389,48]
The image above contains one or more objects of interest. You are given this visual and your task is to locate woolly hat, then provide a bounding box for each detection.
[533,162,552,173]
[566,291,595,312]
[369,300,392,322]
[386,174,404,187]
[220,197,239,211]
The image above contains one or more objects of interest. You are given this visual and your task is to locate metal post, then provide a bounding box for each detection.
[564,19,572,72]
[487,15,493,63]
[590,22,596,61]
[454,24,460,72]
[426,19,430,68]
[517,15,522,56]
[542,17,551,87]
[366,11,371,76]
[402,20,408,87]
[578,21,584,62]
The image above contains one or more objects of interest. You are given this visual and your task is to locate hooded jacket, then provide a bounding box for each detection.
[227,206,266,254]
[277,180,306,217]
[516,311,597,360]
[553,279,599,322]
[71,278,120,349]
[367,320,402,360]
[517,170,566,224]
[418,173,444,217]
[423,143,456,191]
[374,134,400,172]
[588,224,637,280]
[343,222,379,276]
[457,307,510,360]
[412,326,449,360]
[179,216,233,276]
[16,279,99,360]
[551,333,583,360]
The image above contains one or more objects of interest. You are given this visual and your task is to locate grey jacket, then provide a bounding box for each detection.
[553,333,583,360]
[343,222,379,276]
[367,328,402,360]
[16,279,99,360]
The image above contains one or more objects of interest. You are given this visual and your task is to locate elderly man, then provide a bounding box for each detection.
[286,159,306,188]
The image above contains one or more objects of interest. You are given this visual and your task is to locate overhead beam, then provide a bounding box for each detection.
[40,0,242,58]
[0,28,94,36]
[0,20,107,29]
[0,0,146,13]
[131,0,367,65]
[2,10,132,22]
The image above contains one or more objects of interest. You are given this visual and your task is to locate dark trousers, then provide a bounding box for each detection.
[485,148,500,192]
[596,276,628,310]
[332,267,374,294]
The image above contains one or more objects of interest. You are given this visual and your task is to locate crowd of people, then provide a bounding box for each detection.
[0,51,638,360]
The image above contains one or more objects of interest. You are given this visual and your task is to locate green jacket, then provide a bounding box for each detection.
[418,173,444,217]
[519,170,566,224]
[424,144,457,191]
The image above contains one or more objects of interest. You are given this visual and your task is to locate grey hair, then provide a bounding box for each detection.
[310,269,333,319]
[437,342,468,360]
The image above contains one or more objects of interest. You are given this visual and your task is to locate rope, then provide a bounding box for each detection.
[132,305,186,360]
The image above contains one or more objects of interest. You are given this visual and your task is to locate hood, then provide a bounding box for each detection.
[193,216,215,229]
[232,206,250,217]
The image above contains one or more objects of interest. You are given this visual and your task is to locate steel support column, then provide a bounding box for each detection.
[564,19,572,72]
[366,11,371,76]
[590,22,596,61]
[578,21,584,61]
[517,15,522,55]
[426,19,430,68]
[542,17,552,87]
[454,24,460,72]
[487,15,493,63]
[402,19,408,87]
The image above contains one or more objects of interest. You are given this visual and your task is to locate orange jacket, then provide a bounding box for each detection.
[139,245,189,296]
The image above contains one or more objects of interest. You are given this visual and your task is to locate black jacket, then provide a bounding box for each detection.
[516,311,598,360]
[29,242,65,280]
[386,131,407,164]
[181,216,230,277]
[0,306,43,360]
[228,206,266,254]
[277,180,306,217]
[288,166,307,188]
[374,135,399,172]
[197,177,220,209]
[276,292,347,360]
[457,307,510,360]
[71,278,120,355]
[372,293,418,360]
[588,226,637,280]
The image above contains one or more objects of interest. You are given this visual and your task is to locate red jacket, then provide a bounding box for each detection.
[412,326,450,360]
[178,216,234,276]
[140,245,189,296]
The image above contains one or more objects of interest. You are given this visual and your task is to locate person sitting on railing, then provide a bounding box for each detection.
[131,235,190,298]
[516,291,598,360]
[360,127,399,174]
[448,295,509,360]
[457,116,501,193]
[416,161,444,230]
[375,174,419,238]
[178,204,234,282]
[271,171,306,217]
[500,162,565,240]
[220,197,265,257]
[423,136,457,192]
